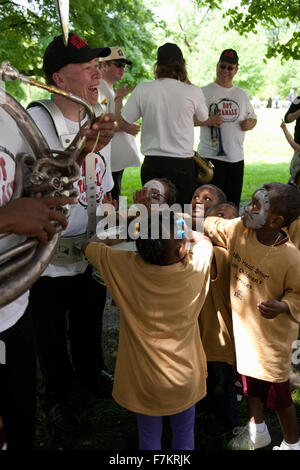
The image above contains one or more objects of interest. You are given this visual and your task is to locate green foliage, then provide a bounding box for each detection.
[267,32,300,61]
[1,1,299,102]
[194,0,300,61]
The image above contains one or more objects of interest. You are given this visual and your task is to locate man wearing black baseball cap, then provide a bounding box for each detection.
[43,33,111,78]
[27,32,116,432]
[196,48,257,208]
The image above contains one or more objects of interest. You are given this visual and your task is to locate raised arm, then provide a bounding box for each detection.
[280,120,300,151]
[194,113,222,127]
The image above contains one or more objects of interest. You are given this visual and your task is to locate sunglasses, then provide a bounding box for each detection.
[219,64,235,71]
[111,62,126,68]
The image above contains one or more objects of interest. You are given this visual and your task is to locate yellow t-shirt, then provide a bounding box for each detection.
[288,217,300,250]
[85,239,213,415]
[199,245,235,365]
[204,217,300,383]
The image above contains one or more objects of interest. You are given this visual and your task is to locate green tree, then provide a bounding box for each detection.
[194,0,300,61]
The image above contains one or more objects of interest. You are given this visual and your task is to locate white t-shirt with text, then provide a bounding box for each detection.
[197,82,256,163]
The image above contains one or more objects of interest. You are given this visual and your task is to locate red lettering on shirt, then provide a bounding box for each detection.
[1,184,9,205]
[221,108,237,116]
[0,157,7,181]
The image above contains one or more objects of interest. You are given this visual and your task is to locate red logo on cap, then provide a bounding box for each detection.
[224,50,234,58]
[70,35,88,49]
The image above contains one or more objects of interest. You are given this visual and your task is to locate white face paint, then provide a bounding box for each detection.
[243,187,270,229]
[144,179,166,205]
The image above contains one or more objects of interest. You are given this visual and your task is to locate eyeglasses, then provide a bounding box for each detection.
[219,64,235,71]
[111,62,126,68]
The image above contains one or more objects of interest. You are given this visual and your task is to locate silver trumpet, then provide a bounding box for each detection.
[210,101,226,156]
[0,62,96,308]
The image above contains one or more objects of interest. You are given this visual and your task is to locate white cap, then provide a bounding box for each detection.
[100,46,132,65]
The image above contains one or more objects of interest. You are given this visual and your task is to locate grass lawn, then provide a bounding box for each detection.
[122,108,295,205]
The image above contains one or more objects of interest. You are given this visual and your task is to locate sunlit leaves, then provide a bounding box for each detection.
[194,0,300,60]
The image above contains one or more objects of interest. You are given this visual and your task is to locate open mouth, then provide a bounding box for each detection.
[88,86,99,95]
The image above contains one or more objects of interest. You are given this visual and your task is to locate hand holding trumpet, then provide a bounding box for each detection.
[206,112,223,128]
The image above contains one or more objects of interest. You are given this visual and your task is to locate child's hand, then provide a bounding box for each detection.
[280,119,287,131]
[102,192,118,209]
[257,299,289,319]
[133,188,152,211]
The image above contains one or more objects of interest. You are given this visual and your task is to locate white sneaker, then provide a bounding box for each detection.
[228,421,271,450]
[273,440,300,450]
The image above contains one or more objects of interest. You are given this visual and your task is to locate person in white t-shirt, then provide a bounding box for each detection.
[115,43,209,209]
[195,49,257,208]
[27,33,116,433]
[0,105,75,448]
[99,47,141,205]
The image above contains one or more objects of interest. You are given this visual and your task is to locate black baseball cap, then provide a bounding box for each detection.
[43,33,111,76]
[219,49,239,65]
[157,43,184,66]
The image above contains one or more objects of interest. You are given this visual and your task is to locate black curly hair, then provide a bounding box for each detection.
[194,184,226,204]
[157,178,177,205]
[262,182,300,226]
[135,211,186,265]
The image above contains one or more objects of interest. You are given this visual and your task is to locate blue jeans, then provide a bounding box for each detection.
[136,405,195,450]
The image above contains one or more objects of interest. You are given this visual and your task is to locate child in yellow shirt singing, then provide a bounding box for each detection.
[204,183,300,450]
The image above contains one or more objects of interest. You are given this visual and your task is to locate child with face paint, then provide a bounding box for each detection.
[99,178,177,241]
[83,211,213,450]
[102,178,177,212]
[204,182,300,450]
[197,201,239,437]
[133,178,177,209]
